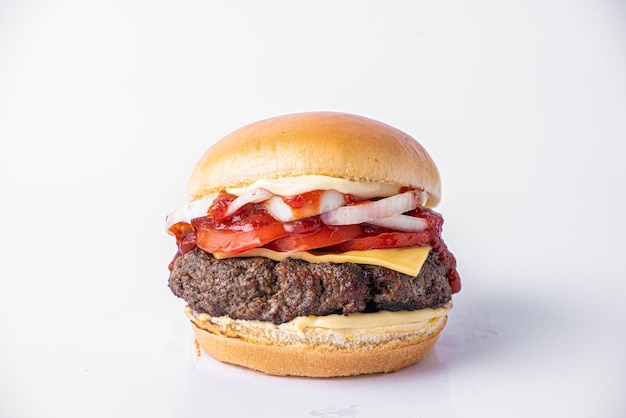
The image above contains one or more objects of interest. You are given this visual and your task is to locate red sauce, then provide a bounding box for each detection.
[167,221,197,270]
[205,201,278,231]
[207,191,237,222]
[412,207,461,293]
[282,190,328,220]
[283,190,324,209]
[433,236,461,293]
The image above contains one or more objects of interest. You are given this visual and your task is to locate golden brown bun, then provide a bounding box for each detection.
[189,112,441,207]
[187,309,447,377]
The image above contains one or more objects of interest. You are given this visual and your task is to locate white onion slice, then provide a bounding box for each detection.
[165,193,218,230]
[318,189,346,214]
[368,214,427,232]
[320,190,421,225]
[165,188,273,230]
[263,196,293,222]
[264,190,345,222]
[224,188,273,217]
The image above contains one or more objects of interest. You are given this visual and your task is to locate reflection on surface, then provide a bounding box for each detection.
[310,404,359,418]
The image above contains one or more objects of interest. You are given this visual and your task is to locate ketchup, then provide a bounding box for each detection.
[412,207,461,293]
[282,190,329,220]
[207,191,237,222]
[167,221,197,270]
[283,190,324,209]
[431,235,461,293]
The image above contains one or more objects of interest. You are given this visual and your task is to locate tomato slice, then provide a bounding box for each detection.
[192,203,289,254]
[267,219,364,252]
[195,223,288,253]
[324,230,432,252]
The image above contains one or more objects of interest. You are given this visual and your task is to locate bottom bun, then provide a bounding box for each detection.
[186,306,448,377]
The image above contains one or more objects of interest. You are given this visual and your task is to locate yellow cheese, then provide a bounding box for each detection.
[288,303,450,332]
[226,175,402,200]
[213,246,431,277]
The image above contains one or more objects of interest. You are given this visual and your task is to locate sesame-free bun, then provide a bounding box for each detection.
[187,307,448,377]
[189,112,442,207]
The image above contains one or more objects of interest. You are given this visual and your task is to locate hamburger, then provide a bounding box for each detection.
[166,111,461,377]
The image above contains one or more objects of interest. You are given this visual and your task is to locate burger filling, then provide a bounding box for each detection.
[166,184,460,325]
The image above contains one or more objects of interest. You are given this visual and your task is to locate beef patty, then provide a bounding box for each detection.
[168,247,452,325]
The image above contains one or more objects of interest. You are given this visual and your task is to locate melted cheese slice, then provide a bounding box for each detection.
[225,175,402,200]
[213,246,431,277]
[288,303,450,332]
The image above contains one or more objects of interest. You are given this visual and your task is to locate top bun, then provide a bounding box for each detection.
[189,112,441,207]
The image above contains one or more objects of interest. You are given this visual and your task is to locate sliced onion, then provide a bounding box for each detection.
[224,188,273,217]
[263,196,293,222]
[318,190,346,214]
[368,214,427,232]
[165,188,274,230]
[264,190,345,222]
[320,190,421,225]
[165,193,217,230]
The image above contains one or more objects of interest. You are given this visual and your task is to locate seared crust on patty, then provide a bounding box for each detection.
[168,247,452,325]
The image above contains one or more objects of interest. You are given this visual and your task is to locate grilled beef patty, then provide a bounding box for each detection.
[169,247,451,325]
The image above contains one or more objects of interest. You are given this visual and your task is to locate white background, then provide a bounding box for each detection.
[1,1,625,417]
